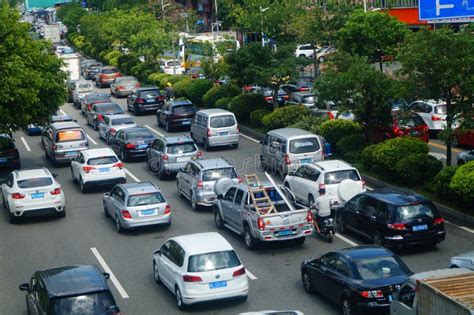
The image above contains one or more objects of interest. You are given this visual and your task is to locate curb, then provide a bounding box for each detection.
[239,124,474,226]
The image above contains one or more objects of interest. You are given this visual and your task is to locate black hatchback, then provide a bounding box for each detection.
[111,126,156,161]
[301,246,412,315]
[127,86,165,116]
[19,265,120,315]
[0,134,20,169]
[336,188,446,249]
[156,99,197,132]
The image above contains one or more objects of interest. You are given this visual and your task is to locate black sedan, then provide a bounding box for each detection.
[301,246,412,315]
[127,86,165,116]
[111,127,156,161]
[0,134,20,170]
[336,188,446,249]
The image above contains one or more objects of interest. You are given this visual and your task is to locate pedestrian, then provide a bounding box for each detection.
[164,82,174,101]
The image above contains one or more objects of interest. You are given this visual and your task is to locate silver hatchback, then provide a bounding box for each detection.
[103,182,171,233]
[191,109,239,151]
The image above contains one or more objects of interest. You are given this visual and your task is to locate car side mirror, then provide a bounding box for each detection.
[52,173,58,178]
[102,272,110,279]
[217,194,223,200]
[154,249,161,256]
[104,192,110,198]
[19,283,30,292]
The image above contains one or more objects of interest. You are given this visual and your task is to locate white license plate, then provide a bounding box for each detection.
[300,158,312,164]
[209,281,227,289]
[176,157,190,162]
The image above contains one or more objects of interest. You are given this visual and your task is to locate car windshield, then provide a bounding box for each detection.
[398,115,425,128]
[87,156,118,165]
[88,94,109,102]
[17,177,53,188]
[396,202,438,221]
[166,143,196,154]
[102,68,118,74]
[435,105,447,115]
[354,256,410,280]
[140,90,160,98]
[95,104,122,114]
[289,137,320,154]
[202,167,237,181]
[127,192,165,206]
[302,96,315,104]
[49,291,116,315]
[56,130,85,142]
[89,65,101,70]
[172,105,195,114]
[188,250,241,272]
[117,78,137,84]
[78,83,93,90]
[111,118,134,126]
[324,170,360,185]
[210,115,236,128]
[62,48,74,54]
[125,130,154,140]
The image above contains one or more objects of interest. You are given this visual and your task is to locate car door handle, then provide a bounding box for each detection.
[370,215,376,220]
[355,210,359,214]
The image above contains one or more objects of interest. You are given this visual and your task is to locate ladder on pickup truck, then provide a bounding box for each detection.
[245,173,277,215]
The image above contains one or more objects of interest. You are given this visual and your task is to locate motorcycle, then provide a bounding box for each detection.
[313,212,335,243]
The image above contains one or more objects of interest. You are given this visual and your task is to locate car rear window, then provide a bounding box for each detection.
[49,291,115,315]
[117,78,137,84]
[172,105,195,114]
[210,115,236,128]
[435,105,446,115]
[166,143,196,154]
[56,130,85,142]
[127,192,165,206]
[95,104,123,114]
[125,130,154,140]
[395,202,439,221]
[289,137,320,154]
[17,177,53,188]
[102,68,118,74]
[87,156,118,165]
[187,250,241,272]
[78,83,93,89]
[202,167,237,181]
[88,94,109,102]
[324,170,360,185]
[398,115,425,128]
[140,90,160,98]
[167,60,181,66]
[111,117,135,126]
[354,256,410,280]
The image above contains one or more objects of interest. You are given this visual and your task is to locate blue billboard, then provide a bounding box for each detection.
[419,0,474,20]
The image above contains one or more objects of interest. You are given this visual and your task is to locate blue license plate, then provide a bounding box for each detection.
[300,158,312,164]
[279,230,292,236]
[0,157,7,163]
[219,131,229,136]
[146,99,154,103]
[99,168,110,173]
[31,193,44,199]
[388,294,393,302]
[65,151,77,157]
[141,209,155,216]
[209,281,227,289]
[182,121,191,125]
[413,224,428,231]
[137,144,148,149]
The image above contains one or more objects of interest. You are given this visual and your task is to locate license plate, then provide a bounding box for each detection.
[141,209,156,216]
[209,281,227,289]
[176,157,190,162]
[413,224,428,231]
[410,131,420,136]
[300,158,312,164]
[65,151,77,157]
[146,99,154,103]
[99,167,110,173]
[182,121,191,125]
[219,131,229,136]
[388,294,393,302]
[279,230,293,236]
[0,158,7,163]
[137,144,148,149]
[31,192,44,199]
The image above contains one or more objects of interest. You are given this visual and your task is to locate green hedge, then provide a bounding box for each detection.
[174,78,193,98]
[450,161,474,204]
[319,119,363,146]
[228,94,266,122]
[361,144,377,170]
[336,134,367,163]
[202,84,241,108]
[186,79,214,107]
[262,105,310,130]
[215,96,235,110]
[289,115,327,135]
[117,55,141,75]
[394,153,443,187]
[430,166,458,201]
[250,109,272,127]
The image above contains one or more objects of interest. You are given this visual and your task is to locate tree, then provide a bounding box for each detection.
[398,29,474,166]
[337,10,407,70]
[315,53,398,142]
[226,43,300,109]
[0,5,67,133]
[56,3,87,31]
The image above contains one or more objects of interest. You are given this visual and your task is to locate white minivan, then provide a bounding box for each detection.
[191,109,239,151]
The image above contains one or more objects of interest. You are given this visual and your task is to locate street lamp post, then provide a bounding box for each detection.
[214,0,219,35]
[259,6,269,47]
[161,0,170,20]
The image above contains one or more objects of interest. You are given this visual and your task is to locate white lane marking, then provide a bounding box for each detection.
[125,168,140,182]
[20,137,31,152]
[246,268,258,280]
[239,133,260,143]
[90,247,130,299]
[144,124,163,137]
[446,220,474,234]
[86,134,98,145]
[59,108,67,115]
[366,186,374,191]
[335,233,359,247]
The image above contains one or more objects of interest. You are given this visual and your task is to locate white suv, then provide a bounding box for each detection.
[295,44,316,58]
[408,100,447,134]
[71,148,126,193]
[1,168,65,223]
[283,160,365,209]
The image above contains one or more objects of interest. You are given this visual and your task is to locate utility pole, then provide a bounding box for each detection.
[214,0,219,35]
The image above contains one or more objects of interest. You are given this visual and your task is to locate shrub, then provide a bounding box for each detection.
[104,51,121,64]
[250,109,272,127]
[289,115,327,135]
[319,119,363,146]
[215,97,235,110]
[450,161,474,204]
[394,153,443,186]
[117,55,140,74]
[130,61,160,82]
[203,84,241,108]
[174,78,193,98]
[159,74,188,88]
[186,79,213,106]
[228,93,266,122]
[430,166,458,201]
[361,144,378,170]
[262,105,310,130]
[99,50,111,62]
[336,134,367,163]
[147,72,163,85]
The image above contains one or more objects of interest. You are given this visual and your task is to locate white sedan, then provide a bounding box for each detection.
[71,148,126,193]
[152,232,249,310]
[1,168,65,223]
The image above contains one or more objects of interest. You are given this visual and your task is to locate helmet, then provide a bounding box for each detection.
[167,82,172,87]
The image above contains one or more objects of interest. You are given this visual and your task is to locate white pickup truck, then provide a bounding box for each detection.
[213,175,314,250]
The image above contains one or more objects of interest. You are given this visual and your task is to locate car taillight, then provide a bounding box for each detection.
[164,204,171,215]
[135,83,141,87]
[117,86,124,90]
[431,116,442,121]
[328,112,335,120]
[136,98,145,104]
[284,154,291,165]
[50,188,61,195]
[97,114,104,122]
[387,223,406,230]
[306,210,314,223]
[183,275,202,282]
[393,127,401,136]
[113,162,124,169]
[12,193,25,199]
[237,176,242,183]
[197,180,203,189]
[264,96,272,101]
[196,151,202,158]
[110,128,117,135]
[52,145,57,150]
[282,95,289,100]
[121,210,132,219]
[359,290,383,298]
[433,217,445,225]
[362,180,366,189]
[318,183,326,195]
[236,126,240,134]
[232,267,246,277]
[83,166,95,174]
[207,128,212,137]
[158,95,165,101]
[299,87,309,91]
[162,154,169,161]
[125,143,135,149]
[257,217,265,231]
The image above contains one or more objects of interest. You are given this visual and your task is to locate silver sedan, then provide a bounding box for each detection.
[103,182,171,233]
[98,114,136,144]
[450,251,474,270]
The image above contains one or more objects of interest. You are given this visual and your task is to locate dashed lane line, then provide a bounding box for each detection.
[144,124,163,137]
[20,137,31,152]
[125,168,140,182]
[334,233,359,247]
[246,269,258,280]
[86,134,98,145]
[239,133,260,143]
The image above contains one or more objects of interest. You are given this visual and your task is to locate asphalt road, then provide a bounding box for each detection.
[1,82,474,315]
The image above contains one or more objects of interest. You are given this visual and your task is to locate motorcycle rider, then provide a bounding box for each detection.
[164,82,174,101]
[312,194,334,240]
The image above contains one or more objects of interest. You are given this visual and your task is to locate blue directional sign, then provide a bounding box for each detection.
[419,0,474,20]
